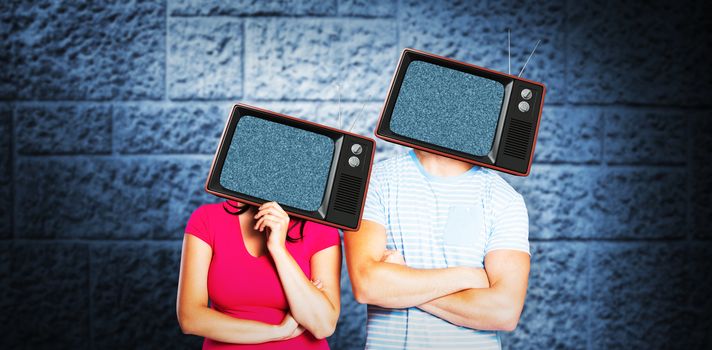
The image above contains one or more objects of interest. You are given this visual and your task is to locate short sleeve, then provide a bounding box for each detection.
[307,222,341,256]
[185,205,213,248]
[485,192,530,256]
[361,170,386,227]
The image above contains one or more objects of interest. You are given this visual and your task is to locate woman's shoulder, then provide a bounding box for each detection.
[192,200,234,215]
[301,220,341,254]
[303,220,339,236]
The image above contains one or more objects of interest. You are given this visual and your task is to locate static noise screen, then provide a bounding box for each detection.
[389,60,505,157]
[219,115,335,212]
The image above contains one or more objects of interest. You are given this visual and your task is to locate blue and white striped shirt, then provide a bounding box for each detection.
[360,149,530,349]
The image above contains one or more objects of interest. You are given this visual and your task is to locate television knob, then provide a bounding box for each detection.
[521,88,533,100]
[518,101,530,113]
[348,156,360,167]
[351,143,363,155]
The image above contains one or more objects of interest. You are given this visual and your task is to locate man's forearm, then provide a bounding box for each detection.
[416,267,508,330]
[417,286,520,331]
[416,251,530,332]
[352,260,478,309]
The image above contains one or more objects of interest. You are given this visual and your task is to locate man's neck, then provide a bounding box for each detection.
[413,149,474,177]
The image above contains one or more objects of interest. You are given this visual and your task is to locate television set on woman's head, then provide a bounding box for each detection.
[205,103,375,230]
[375,48,546,176]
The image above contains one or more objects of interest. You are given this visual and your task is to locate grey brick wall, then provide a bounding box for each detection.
[1,0,710,349]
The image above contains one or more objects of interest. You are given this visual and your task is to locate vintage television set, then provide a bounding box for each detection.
[375,48,546,176]
[205,103,375,230]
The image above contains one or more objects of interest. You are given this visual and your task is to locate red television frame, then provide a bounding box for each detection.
[205,103,376,231]
[375,48,546,176]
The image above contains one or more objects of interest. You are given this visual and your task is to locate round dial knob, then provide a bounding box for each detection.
[518,101,530,113]
[351,143,363,155]
[348,156,360,167]
[521,88,533,100]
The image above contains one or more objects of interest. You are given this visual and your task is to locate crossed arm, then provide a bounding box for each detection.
[343,220,530,331]
[176,232,341,343]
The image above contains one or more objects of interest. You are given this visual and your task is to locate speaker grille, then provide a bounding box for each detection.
[503,119,533,160]
[333,173,362,215]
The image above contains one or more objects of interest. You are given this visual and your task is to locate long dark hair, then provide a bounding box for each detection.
[222,200,305,243]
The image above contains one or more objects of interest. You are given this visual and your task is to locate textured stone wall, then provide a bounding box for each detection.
[1,0,711,349]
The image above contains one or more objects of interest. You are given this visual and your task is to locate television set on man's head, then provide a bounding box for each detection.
[205,103,375,230]
[375,48,546,176]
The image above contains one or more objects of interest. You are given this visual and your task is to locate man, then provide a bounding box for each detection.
[344,148,530,349]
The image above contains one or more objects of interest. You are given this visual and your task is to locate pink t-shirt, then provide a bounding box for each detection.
[184,200,341,350]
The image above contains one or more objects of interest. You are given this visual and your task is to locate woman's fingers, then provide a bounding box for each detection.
[254,208,288,226]
[254,213,278,230]
[311,279,323,290]
[280,312,298,330]
[265,201,287,214]
[255,216,275,232]
[286,325,305,340]
[255,207,285,221]
[258,201,288,217]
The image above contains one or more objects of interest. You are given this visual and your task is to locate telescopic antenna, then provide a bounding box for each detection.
[518,39,540,78]
[347,92,375,133]
[337,84,342,129]
[508,28,511,75]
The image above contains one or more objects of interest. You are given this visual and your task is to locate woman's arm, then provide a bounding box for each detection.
[176,233,303,343]
[255,202,341,339]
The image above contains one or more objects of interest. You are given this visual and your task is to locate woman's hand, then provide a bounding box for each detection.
[311,279,324,291]
[276,312,305,340]
[254,201,291,252]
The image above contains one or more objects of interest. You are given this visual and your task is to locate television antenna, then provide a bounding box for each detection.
[347,91,375,133]
[328,74,374,134]
[508,28,511,75]
[518,39,541,78]
[508,29,541,78]
[337,83,342,129]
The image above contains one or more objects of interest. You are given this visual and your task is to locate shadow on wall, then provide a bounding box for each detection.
[1,0,711,349]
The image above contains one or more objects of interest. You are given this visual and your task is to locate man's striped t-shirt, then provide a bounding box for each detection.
[359,149,530,349]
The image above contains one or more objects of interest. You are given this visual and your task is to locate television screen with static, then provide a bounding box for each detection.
[376,48,546,176]
[220,116,333,212]
[206,103,376,231]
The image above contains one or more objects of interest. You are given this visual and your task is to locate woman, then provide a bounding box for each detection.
[177,199,341,349]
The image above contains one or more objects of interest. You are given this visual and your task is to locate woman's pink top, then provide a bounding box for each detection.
[184,200,340,349]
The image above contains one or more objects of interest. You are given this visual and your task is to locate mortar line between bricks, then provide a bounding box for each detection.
[9,98,390,104]
[12,238,185,246]
[529,237,691,242]
[10,100,712,111]
[15,154,213,161]
[167,14,392,19]
[13,153,686,171]
[11,153,690,169]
